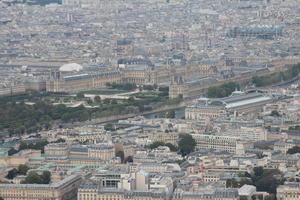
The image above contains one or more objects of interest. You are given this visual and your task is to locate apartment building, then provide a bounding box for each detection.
[192,134,248,154]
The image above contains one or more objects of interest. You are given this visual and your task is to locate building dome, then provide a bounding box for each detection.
[59,63,83,72]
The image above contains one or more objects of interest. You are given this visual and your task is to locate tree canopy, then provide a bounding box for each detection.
[287,146,300,154]
[0,88,181,135]
[207,82,240,98]
[106,83,137,91]
[6,164,30,179]
[19,141,49,153]
[178,134,196,156]
[104,123,115,131]
[21,171,51,184]
[18,164,29,175]
[94,96,101,102]
[149,141,178,152]
[252,63,300,87]
[227,167,284,194]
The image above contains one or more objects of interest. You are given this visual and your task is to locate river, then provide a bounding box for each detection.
[143,107,185,119]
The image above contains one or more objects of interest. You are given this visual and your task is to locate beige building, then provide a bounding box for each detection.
[192,134,248,154]
[87,144,115,161]
[277,182,300,200]
[114,141,136,159]
[78,188,167,200]
[219,127,267,142]
[45,143,69,156]
[148,132,179,146]
[173,188,238,200]
[274,139,300,154]
[0,174,82,200]
[0,149,41,168]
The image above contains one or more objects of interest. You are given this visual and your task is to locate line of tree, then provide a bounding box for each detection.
[14,139,64,154]
[106,83,137,91]
[142,85,158,91]
[0,101,91,135]
[289,125,300,131]
[252,63,300,87]
[207,82,240,98]
[18,141,49,153]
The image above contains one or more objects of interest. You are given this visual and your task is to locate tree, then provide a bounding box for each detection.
[253,167,264,177]
[287,146,300,154]
[22,172,43,184]
[8,147,18,156]
[22,171,51,184]
[6,168,18,179]
[207,82,240,98]
[265,194,276,200]
[116,151,125,163]
[76,93,85,99]
[103,98,110,104]
[149,141,165,149]
[42,171,51,184]
[149,141,178,152]
[289,125,300,130]
[270,110,280,117]
[111,99,118,104]
[226,179,238,188]
[250,168,284,194]
[128,96,135,102]
[178,134,196,156]
[104,123,115,131]
[18,141,49,153]
[143,85,155,90]
[52,138,65,143]
[87,99,93,105]
[94,96,101,103]
[18,164,29,175]
[165,143,178,152]
[124,156,133,163]
[166,110,176,118]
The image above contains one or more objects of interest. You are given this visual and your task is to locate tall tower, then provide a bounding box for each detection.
[169,76,187,99]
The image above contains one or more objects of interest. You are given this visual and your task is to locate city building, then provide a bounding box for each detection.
[0,174,82,200]
[277,182,300,200]
[192,134,249,154]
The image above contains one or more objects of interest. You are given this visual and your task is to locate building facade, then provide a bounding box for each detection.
[0,174,82,200]
[277,182,300,200]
